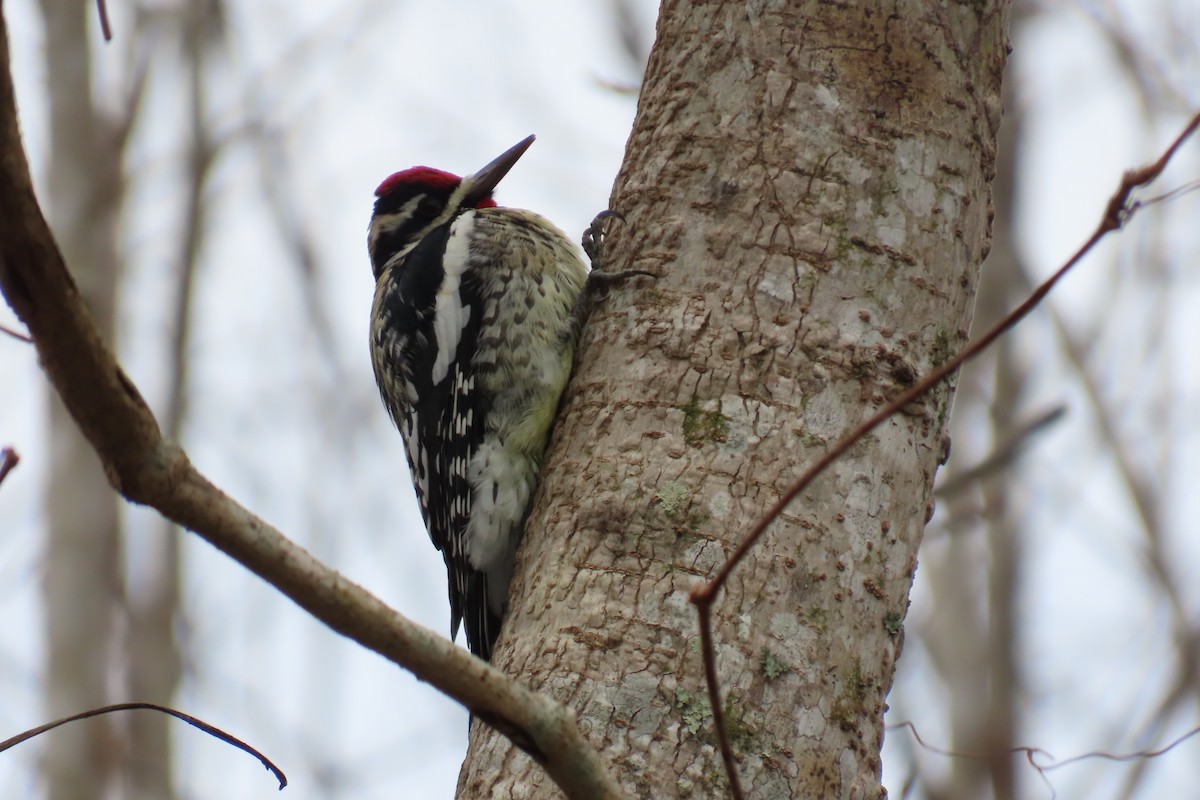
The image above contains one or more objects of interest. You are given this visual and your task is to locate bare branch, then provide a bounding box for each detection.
[892,718,1200,798]
[0,319,29,341]
[95,0,111,42]
[695,602,744,800]
[0,703,286,789]
[934,405,1067,499]
[0,11,623,800]
[0,446,17,486]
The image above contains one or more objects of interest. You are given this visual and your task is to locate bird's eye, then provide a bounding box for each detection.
[419,196,444,219]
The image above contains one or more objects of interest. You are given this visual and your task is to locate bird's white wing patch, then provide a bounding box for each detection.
[431,212,475,386]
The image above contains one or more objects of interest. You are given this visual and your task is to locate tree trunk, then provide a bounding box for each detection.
[37,2,124,798]
[124,6,219,796]
[493,2,1006,798]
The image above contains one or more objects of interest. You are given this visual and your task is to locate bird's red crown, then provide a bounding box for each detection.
[374,167,497,208]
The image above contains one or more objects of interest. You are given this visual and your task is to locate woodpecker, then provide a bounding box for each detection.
[368,136,588,662]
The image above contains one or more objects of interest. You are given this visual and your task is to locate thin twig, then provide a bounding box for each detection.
[0,702,285,788]
[1129,177,1200,210]
[0,320,31,342]
[934,405,1067,499]
[695,603,744,799]
[95,0,111,42]
[891,718,1200,800]
[0,446,18,486]
[688,110,1200,794]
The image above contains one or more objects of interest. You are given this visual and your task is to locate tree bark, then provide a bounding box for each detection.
[461,1,1010,798]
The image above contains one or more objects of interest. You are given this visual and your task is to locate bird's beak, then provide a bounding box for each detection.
[464,135,535,205]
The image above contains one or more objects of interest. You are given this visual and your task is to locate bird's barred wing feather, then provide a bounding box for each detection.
[370,214,500,654]
[438,360,499,656]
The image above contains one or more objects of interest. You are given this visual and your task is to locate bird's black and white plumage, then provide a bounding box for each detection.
[368,136,587,661]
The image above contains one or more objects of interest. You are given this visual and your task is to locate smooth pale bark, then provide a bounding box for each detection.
[461,1,1009,798]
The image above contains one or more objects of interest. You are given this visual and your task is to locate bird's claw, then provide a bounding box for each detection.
[582,209,626,268]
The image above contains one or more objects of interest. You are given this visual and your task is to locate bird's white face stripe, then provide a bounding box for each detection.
[431,212,475,386]
[368,193,426,255]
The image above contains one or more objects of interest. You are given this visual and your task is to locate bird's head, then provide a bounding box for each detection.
[368,135,535,278]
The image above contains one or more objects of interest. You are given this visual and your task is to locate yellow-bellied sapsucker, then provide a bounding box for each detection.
[368,136,587,661]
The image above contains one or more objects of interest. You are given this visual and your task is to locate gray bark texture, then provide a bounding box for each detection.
[462,0,1011,797]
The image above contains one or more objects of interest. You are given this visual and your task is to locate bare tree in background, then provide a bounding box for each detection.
[890,2,1200,799]
[460,1,1010,796]
[125,5,228,799]
[38,2,126,796]
[34,3,226,798]
[917,71,1029,800]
